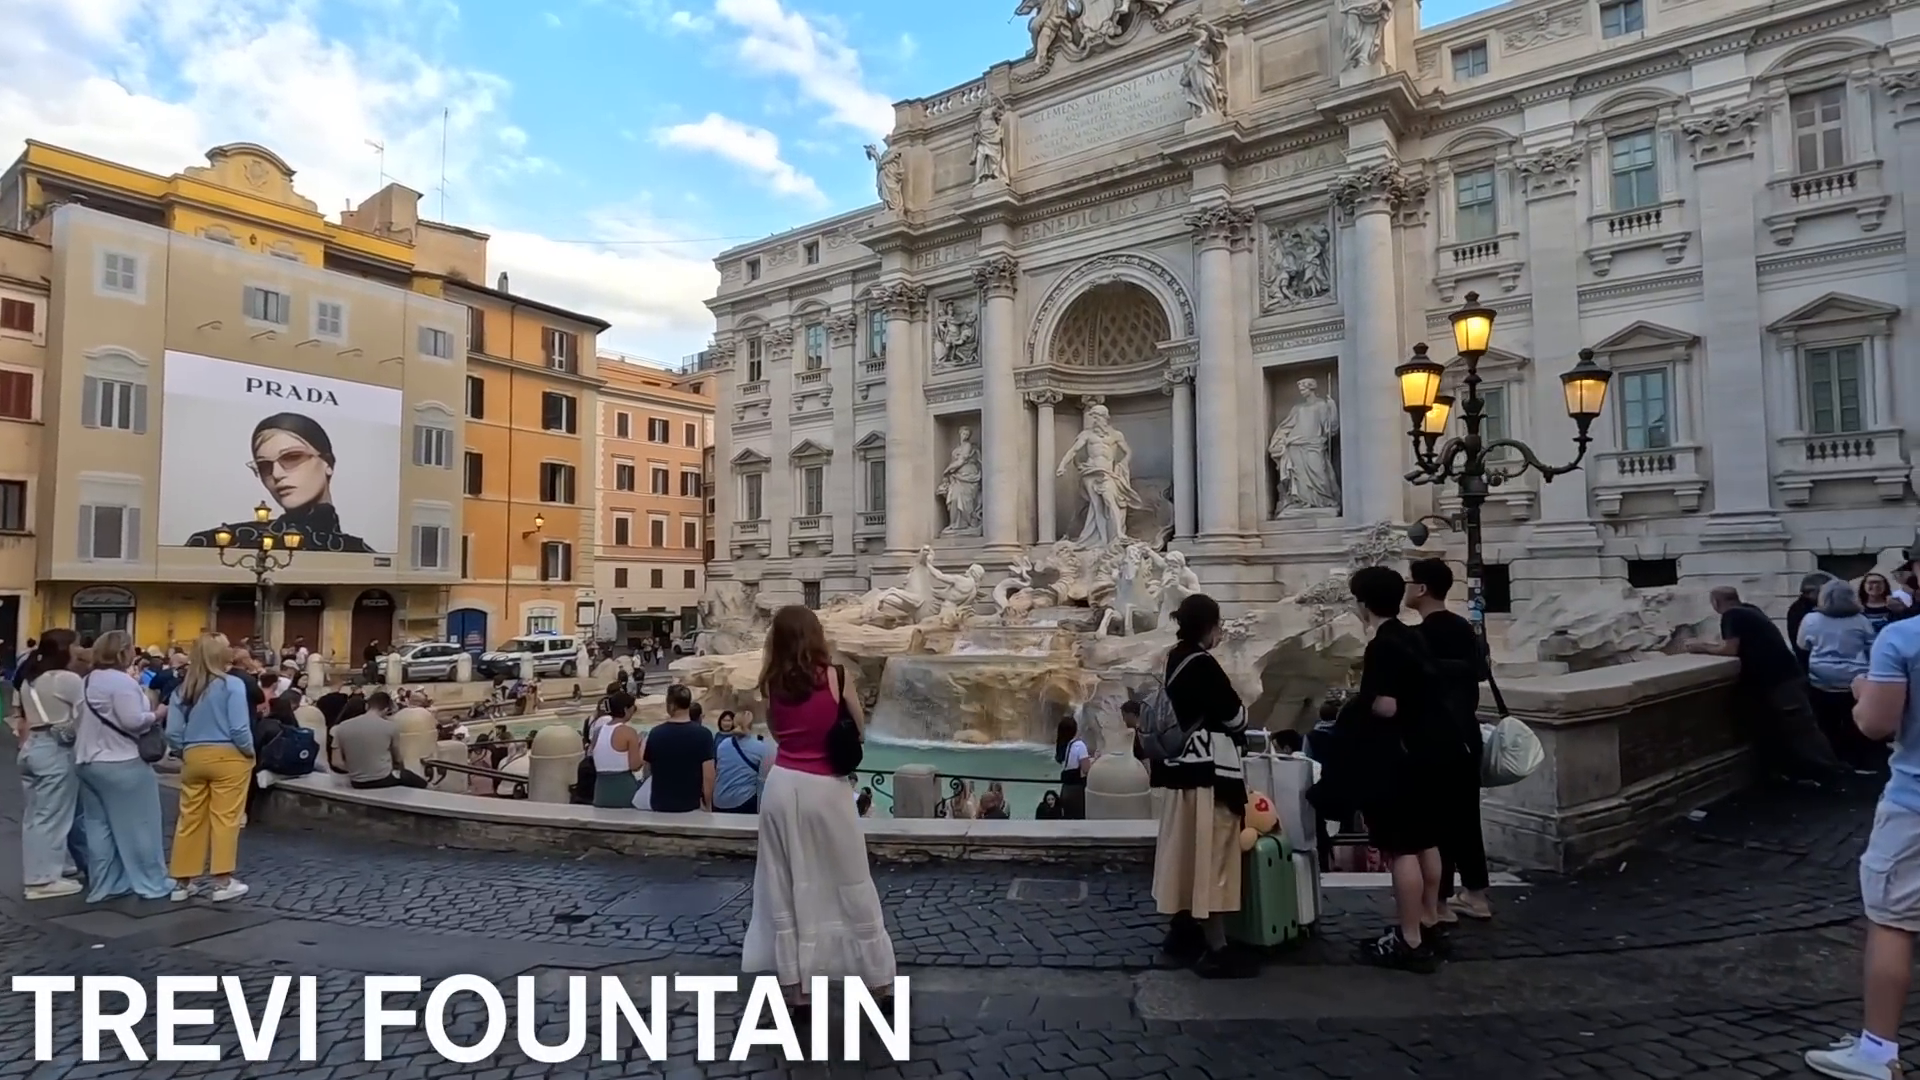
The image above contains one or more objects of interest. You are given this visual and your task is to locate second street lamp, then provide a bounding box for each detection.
[214,500,304,647]
[1401,292,1614,660]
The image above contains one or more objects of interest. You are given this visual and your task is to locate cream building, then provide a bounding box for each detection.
[704,0,1920,614]
[0,230,49,659]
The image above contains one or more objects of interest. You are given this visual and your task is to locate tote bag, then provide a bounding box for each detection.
[1479,671,1544,787]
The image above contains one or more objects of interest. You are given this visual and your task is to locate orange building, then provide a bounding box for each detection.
[595,354,714,645]
[447,275,607,649]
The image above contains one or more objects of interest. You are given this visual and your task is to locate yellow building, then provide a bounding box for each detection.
[0,229,50,658]
[594,354,714,645]
[446,277,606,650]
[0,141,475,660]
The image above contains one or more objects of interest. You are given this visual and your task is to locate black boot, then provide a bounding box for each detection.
[1162,914,1205,964]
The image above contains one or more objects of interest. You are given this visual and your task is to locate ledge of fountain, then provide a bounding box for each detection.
[259,773,1157,865]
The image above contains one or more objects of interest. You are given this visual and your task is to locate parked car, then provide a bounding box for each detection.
[672,632,699,657]
[477,633,583,679]
[384,641,465,682]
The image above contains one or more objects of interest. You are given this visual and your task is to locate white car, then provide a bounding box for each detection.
[478,634,582,679]
[673,632,699,656]
[384,641,465,682]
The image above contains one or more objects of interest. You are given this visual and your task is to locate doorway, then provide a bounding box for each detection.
[0,594,20,663]
[281,589,325,655]
[448,607,489,655]
[351,590,396,661]
[72,586,138,646]
[214,588,257,646]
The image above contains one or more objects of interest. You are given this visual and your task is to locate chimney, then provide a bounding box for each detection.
[497,272,509,292]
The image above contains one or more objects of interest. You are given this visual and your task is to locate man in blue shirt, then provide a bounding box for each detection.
[1805,617,1920,1080]
[711,710,767,814]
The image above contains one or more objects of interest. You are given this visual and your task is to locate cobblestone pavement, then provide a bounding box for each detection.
[1,753,1905,1078]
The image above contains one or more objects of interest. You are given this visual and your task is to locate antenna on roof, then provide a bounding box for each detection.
[364,139,387,189]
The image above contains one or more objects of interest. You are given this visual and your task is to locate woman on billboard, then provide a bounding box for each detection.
[184,413,376,554]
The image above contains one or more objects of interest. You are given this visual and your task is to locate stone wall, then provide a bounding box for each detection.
[1481,654,1750,873]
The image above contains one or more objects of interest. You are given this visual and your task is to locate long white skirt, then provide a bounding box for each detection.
[742,765,897,990]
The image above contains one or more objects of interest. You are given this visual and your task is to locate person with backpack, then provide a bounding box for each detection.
[1143,593,1255,979]
[73,631,172,903]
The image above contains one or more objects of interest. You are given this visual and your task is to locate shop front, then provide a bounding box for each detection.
[71,585,137,644]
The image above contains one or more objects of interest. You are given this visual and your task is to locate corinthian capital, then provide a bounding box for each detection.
[972,254,1020,298]
[867,282,929,318]
[825,312,859,344]
[1679,102,1766,162]
[1330,163,1413,218]
[1883,67,1920,96]
[1024,389,1063,408]
[1186,205,1255,248]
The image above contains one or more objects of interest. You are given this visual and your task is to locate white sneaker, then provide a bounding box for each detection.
[1807,1035,1905,1080]
[207,879,249,903]
[25,879,83,900]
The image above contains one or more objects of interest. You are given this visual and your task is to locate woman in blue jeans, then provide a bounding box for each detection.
[75,631,173,902]
[15,629,84,900]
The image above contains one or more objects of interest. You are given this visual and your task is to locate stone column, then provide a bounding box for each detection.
[1678,104,1779,521]
[1330,165,1411,524]
[1883,68,1920,432]
[974,255,1022,552]
[827,313,859,557]
[1029,390,1062,544]
[765,325,796,558]
[1163,363,1197,541]
[874,282,929,553]
[1517,147,1596,529]
[1187,206,1246,538]
[1229,215,1261,531]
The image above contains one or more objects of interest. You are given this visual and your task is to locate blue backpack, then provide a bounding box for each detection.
[260,726,318,777]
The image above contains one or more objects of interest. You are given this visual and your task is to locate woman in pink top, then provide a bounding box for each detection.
[741,606,896,1009]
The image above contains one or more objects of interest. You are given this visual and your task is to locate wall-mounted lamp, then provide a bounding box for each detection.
[522,512,546,539]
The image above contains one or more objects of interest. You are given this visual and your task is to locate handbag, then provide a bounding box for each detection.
[825,664,864,777]
[1478,670,1543,787]
[83,674,168,764]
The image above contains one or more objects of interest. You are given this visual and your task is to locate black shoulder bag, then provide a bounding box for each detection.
[84,673,169,764]
[825,664,864,777]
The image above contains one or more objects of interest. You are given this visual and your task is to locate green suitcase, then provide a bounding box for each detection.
[1227,833,1302,948]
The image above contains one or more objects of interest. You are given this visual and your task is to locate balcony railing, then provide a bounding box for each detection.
[794,369,827,391]
[1585,199,1690,275]
[1764,160,1889,245]
[856,510,886,535]
[739,380,768,398]
[1775,428,1910,505]
[792,514,827,533]
[1433,231,1522,302]
[731,519,767,540]
[1591,444,1706,515]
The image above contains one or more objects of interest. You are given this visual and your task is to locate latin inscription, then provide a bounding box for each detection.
[1017,184,1192,245]
[913,238,980,270]
[1018,66,1187,167]
[1249,144,1345,186]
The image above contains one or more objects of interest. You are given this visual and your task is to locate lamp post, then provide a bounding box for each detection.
[1397,291,1614,657]
[213,501,304,647]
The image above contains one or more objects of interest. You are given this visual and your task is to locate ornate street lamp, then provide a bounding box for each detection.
[1402,291,1613,651]
[214,501,303,644]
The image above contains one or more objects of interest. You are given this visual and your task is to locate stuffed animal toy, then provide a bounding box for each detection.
[1240,791,1280,851]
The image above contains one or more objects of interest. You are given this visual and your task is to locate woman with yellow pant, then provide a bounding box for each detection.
[162,633,255,902]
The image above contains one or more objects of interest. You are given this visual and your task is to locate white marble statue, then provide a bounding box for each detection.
[930,563,988,625]
[865,138,905,212]
[1340,0,1393,70]
[1098,545,1158,638]
[938,426,983,534]
[864,545,940,625]
[1180,23,1228,118]
[1056,404,1143,548]
[972,101,1007,185]
[991,556,1037,619]
[1156,550,1201,628]
[931,300,978,369]
[1017,0,1080,60]
[1270,378,1341,515]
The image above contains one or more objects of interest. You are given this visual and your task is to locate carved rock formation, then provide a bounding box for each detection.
[1504,583,1717,671]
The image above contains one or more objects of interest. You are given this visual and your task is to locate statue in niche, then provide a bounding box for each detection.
[1056,404,1143,548]
[1180,23,1228,118]
[1269,378,1342,515]
[1340,0,1393,70]
[931,300,978,368]
[1261,220,1333,312]
[972,100,1008,185]
[938,427,983,534]
[865,138,905,212]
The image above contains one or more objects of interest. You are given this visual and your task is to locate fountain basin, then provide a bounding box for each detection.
[869,653,1099,746]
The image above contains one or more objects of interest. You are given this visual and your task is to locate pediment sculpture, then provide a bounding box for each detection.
[1017,0,1181,69]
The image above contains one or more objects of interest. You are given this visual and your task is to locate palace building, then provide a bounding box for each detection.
[702,0,1920,613]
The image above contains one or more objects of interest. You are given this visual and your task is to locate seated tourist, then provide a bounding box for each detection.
[1035,791,1064,820]
[641,684,714,813]
[712,710,768,815]
[978,782,1010,820]
[333,692,426,790]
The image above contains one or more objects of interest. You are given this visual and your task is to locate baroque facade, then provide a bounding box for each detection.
[704,0,1920,613]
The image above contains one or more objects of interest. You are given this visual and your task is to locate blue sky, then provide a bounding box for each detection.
[1,0,1501,363]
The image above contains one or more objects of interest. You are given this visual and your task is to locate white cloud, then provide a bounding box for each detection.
[543,11,563,28]
[656,113,824,203]
[0,0,716,357]
[712,0,895,139]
